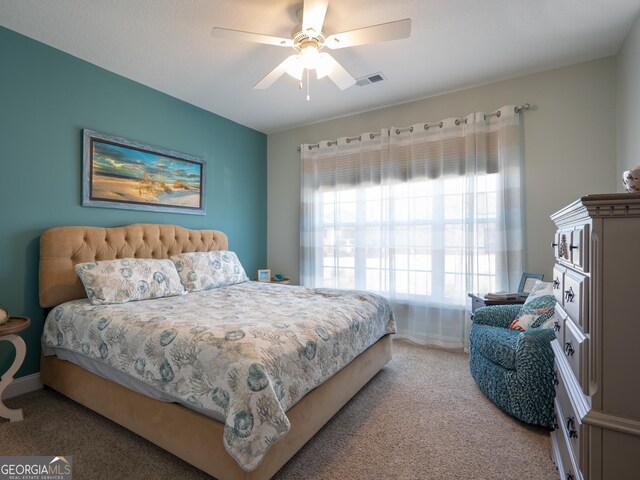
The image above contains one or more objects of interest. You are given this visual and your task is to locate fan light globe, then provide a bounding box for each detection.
[300,43,320,69]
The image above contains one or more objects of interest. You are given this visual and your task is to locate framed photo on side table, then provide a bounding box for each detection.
[517,272,544,296]
[258,269,271,282]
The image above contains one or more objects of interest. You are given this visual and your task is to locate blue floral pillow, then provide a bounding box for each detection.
[75,258,186,305]
[170,251,249,292]
[509,280,557,331]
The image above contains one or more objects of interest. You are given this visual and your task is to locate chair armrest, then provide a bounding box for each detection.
[472,305,522,328]
[516,328,555,363]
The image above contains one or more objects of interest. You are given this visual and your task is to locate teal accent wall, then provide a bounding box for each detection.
[0,27,267,378]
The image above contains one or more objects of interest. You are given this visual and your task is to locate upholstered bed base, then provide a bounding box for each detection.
[41,334,392,480]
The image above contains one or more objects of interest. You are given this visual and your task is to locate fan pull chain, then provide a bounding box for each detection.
[306,69,310,102]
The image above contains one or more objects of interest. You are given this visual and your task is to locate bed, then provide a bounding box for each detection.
[39,224,394,480]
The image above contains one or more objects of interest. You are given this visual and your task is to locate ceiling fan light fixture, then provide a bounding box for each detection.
[214,0,411,93]
[299,42,320,70]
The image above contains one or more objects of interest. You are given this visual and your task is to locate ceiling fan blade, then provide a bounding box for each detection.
[212,27,293,47]
[302,0,328,36]
[254,55,300,89]
[325,18,411,49]
[316,53,355,90]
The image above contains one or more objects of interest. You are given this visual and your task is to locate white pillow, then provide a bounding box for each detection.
[75,258,186,305]
[509,280,557,331]
[170,251,249,292]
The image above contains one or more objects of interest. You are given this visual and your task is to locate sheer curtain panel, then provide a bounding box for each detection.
[300,106,523,349]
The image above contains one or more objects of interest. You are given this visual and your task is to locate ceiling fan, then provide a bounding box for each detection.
[211,0,411,95]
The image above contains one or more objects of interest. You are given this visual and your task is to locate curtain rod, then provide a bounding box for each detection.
[297,103,530,151]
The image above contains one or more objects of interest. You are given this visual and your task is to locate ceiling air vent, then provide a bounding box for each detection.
[355,72,386,87]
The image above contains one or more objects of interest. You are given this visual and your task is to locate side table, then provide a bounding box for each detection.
[468,293,525,315]
[0,316,31,421]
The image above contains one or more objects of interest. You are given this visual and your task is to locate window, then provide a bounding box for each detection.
[319,174,500,305]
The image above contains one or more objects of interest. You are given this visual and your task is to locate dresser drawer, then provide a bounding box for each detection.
[554,224,590,272]
[563,270,589,332]
[551,403,581,480]
[569,224,589,272]
[553,265,565,307]
[555,369,586,469]
[555,230,571,262]
[563,319,589,395]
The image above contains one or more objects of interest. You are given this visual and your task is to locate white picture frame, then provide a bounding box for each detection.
[258,269,271,282]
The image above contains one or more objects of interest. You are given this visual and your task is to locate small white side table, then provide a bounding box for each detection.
[0,316,30,422]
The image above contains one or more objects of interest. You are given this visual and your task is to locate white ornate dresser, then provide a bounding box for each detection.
[550,193,640,480]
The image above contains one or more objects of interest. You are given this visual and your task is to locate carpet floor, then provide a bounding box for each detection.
[1,340,558,479]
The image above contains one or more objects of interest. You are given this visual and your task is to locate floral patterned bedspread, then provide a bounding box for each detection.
[41,281,395,471]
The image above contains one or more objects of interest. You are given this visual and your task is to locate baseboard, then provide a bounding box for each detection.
[3,372,43,399]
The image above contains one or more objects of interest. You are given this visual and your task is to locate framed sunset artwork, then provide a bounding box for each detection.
[82,129,206,215]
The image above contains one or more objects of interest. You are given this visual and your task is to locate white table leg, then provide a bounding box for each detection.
[0,334,26,421]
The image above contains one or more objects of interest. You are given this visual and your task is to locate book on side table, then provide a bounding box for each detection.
[484,291,521,301]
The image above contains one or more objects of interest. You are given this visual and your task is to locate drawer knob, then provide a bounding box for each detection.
[569,244,578,250]
[566,416,578,439]
[552,413,559,430]
[567,473,575,480]
[552,370,559,386]
[553,278,560,289]
[551,241,558,248]
[564,286,575,303]
[565,341,575,357]
[553,321,561,332]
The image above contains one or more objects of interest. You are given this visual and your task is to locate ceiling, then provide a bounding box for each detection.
[1,0,639,134]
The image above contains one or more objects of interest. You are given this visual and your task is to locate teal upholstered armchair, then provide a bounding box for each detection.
[469,304,555,428]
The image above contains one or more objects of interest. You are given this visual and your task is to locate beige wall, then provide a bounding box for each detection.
[617,12,640,184]
[267,57,617,285]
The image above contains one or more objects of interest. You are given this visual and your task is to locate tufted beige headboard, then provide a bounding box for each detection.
[39,224,228,308]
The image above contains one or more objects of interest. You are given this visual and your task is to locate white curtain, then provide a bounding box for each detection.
[300,106,523,349]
